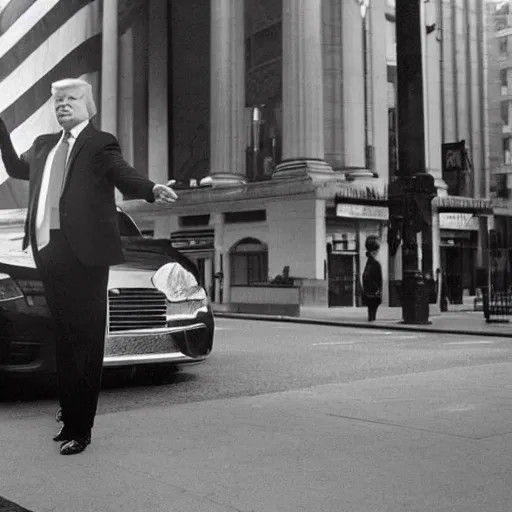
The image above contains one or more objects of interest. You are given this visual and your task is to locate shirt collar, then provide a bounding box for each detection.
[64,119,90,140]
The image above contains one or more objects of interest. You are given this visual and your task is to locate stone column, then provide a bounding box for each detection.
[101,0,118,135]
[148,0,169,185]
[273,0,333,181]
[367,0,388,189]
[118,27,134,166]
[341,0,366,173]
[421,0,447,192]
[210,0,246,186]
[101,0,119,201]
[430,208,441,314]
[211,213,225,303]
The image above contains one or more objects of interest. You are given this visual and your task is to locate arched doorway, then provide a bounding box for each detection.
[230,238,268,286]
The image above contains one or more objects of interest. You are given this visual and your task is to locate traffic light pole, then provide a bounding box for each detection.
[388,0,437,324]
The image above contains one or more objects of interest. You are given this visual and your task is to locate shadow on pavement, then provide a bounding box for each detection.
[0,495,35,512]
[0,366,197,404]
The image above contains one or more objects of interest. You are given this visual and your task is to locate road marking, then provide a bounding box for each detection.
[312,334,424,345]
[312,341,357,346]
[444,340,496,345]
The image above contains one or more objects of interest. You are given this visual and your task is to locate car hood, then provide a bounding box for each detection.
[0,234,201,288]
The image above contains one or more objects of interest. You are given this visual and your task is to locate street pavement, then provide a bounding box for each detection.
[215,301,512,337]
[1,319,512,512]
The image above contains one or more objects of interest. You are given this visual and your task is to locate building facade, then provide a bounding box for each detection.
[0,0,495,309]
[486,0,512,296]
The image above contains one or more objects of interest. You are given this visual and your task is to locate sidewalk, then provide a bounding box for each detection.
[1,362,512,511]
[213,300,512,337]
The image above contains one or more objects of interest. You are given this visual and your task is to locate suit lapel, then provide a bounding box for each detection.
[61,123,94,194]
[29,134,60,209]
[67,123,93,171]
[32,135,60,191]
[25,134,61,249]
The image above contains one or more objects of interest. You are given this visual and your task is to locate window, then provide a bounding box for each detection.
[501,69,508,95]
[230,238,268,285]
[495,174,509,199]
[503,138,511,164]
[502,101,509,126]
[500,38,508,55]
[245,22,282,71]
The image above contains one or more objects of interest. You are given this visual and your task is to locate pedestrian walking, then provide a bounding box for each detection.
[0,78,177,455]
[361,236,383,322]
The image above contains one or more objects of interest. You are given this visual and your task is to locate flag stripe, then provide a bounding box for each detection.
[0,71,99,207]
[0,1,102,114]
[0,0,94,78]
[0,0,37,36]
[0,34,102,132]
[0,0,60,59]
[0,0,142,132]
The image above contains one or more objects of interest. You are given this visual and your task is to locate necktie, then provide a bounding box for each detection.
[48,132,71,229]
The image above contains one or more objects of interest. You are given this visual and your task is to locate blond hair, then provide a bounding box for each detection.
[51,78,97,118]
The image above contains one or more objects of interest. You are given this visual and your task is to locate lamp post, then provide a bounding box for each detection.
[388,0,436,324]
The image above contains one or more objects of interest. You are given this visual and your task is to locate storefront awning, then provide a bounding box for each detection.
[432,196,493,214]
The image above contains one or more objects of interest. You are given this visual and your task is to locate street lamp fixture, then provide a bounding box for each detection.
[357,0,370,19]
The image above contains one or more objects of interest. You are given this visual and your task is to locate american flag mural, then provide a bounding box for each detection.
[0,0,142,209]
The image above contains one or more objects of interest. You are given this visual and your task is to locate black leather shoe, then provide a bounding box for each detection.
[53,425,73,442]
[60,435,91,456]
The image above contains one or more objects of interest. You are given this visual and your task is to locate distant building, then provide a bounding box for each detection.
[486,0,512,292]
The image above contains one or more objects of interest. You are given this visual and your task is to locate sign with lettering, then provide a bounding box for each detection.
[336,204,389,221]
[442,141,466,173]
[439,212,478,231]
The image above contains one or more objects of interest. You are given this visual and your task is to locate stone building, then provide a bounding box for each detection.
[0,0,496,309]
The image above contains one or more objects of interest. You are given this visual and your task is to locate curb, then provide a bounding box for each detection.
[213,312,512,339]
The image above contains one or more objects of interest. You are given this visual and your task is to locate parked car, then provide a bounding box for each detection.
[0,208,214,379]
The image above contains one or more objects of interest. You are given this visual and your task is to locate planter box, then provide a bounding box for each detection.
[229,285,300,317]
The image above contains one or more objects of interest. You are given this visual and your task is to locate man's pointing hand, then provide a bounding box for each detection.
[152,179,178,203]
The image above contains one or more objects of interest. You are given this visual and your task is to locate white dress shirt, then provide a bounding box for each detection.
[35,119,90,250]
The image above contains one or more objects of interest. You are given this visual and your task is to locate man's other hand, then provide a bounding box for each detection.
[152,180,178,203]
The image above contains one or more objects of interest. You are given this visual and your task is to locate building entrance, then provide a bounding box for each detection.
[440,231,477,305]
[328,253,356,307]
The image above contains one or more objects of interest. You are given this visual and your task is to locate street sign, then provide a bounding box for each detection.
[336,203,389,221]
[442,141,466,173]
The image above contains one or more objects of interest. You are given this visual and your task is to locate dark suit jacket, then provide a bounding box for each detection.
[362,256,383,300]
[1,123,156,267]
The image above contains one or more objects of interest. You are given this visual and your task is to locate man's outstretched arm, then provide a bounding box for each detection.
[0,118,30,181]
[96,134,177,204]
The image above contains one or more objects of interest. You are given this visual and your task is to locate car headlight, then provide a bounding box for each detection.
[151,263,207,302]
[0,273,24,303]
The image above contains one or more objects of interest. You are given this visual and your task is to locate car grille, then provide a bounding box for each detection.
[108,288,167,333]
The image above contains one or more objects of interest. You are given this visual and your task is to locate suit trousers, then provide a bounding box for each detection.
[365,297,381,322]
[35,230,109,435]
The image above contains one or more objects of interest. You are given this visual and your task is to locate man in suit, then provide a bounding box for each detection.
[361,236,383,322]
[0,78,177,455]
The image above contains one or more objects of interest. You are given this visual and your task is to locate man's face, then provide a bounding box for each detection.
[54,89,89,130]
